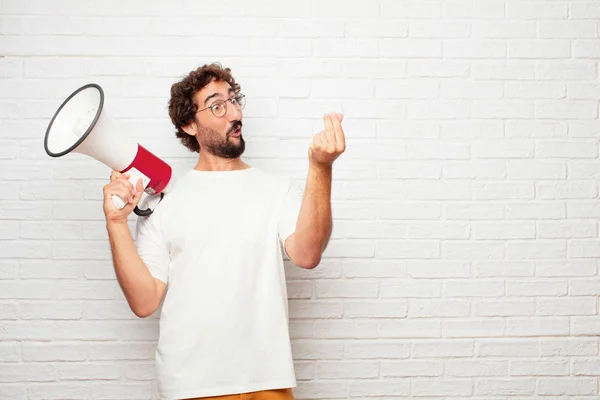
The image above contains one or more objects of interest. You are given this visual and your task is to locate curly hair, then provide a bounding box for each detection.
[168,63,241,153]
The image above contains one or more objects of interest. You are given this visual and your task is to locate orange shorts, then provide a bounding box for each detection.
[183,388,294,400]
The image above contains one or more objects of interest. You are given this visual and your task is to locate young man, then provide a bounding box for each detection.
[102,63,346,400]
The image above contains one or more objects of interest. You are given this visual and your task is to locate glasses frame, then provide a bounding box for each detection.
[196,94,246,118]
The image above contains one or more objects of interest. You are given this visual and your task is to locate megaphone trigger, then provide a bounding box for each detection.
[111,168,151,210]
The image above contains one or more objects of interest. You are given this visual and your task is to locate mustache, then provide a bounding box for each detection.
[227,121,243,136]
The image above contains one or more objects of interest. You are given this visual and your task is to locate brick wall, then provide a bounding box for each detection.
[1,0,599,399]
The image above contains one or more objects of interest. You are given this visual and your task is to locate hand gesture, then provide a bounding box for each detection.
[102,171,144,224]
[308,112,346,170]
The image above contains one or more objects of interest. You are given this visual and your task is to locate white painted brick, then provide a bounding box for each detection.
[570,279,600,295]
[22,342,86,362]
[0,364,56,382]
[0,385,26,400]
[346,19,408,38]
[509,40,571,59]
[442,241,505,259]
[444,203,505,220]
[574,40,600,58]
[506,241,567,259]
[507,280,568,297]
[409,21,469,38]
[476,339,539,357]
[536,260,597,276]
[537,378,598,396]
[506,120,568,138]
[539,338,599,357]
[380,39,442,58]
[540,22,599,39]
[409,300,470,317]
[380,280,442,298]
[19,301,81,320]
[317,361,378,379]
[475,378,535,396]
[344,300,407,318]
[441,120,504,139]
[377,240,440,259]
[408,261,470,278]
[473,21,536,38]
[342,260,406,278]
[345,340,410,359]
[444,40,507,59]
[474,300,536,317]
[58,362,121,380]
[538,298,597,316]
[569,240,600,258]
[507,82,566,99]
[121,362,155,380]
[472,222,535,240]
[381,0,443,18]
[287,280,313,300]
[90,382,152,400]
[379,201,441,220]
[292,340,344,360]
[444,280,505,297]
[443,319,506,338]
[412,339,474,358]
[381,360,442,377]
[314,320,378,339]
[376,79,438,99]
[408,222,470,239]
[571,317,600,336]
[508,2,568,19]
[572,358,600,376]
[379,319,441,338]
[536,101,598,120]
[27,383,90,400]
[568,83,600,100]
[83,301,141,320]
[412,379,473,397]
[446,360,508,377]
[537,61,599,81]
[474,261,535,278]
[408,60,469,77]
[348,380,410,397]
[506,318,570,337]
[507,202,566,219]
[314,280,378,298]
[440,81,503,99]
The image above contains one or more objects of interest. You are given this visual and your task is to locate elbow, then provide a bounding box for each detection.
[131,304,157,318]
[295,255,322,269]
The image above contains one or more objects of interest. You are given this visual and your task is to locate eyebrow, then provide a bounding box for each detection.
[204,88,235,106]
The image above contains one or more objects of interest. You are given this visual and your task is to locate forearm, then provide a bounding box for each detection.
[106,222,160,317]
[287,164,333,267]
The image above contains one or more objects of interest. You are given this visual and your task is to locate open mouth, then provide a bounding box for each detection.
[228,123,242,138]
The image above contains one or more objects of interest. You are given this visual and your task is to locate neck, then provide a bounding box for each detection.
[194,151,250,172]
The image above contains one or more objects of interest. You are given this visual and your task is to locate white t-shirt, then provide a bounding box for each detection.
[134,167,303,400]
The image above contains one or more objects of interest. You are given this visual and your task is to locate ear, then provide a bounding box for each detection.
[181,121,198,137]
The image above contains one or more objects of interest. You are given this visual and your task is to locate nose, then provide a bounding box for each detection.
[226,99,242,121]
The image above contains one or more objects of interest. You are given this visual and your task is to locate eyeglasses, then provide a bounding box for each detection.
[196,94,246,118]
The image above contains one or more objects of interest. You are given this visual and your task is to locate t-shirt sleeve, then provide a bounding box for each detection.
[277,179,304,257]
[135,213,170,284]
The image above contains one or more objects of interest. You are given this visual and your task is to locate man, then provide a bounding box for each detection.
[102,63,345,400]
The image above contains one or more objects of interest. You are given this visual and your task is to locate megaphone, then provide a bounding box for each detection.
[44,83,172,216]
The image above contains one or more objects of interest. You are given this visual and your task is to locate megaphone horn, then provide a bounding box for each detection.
[44,83,172,216]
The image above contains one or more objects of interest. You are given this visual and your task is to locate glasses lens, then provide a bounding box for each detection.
[235,94,246,110]
[211,101,226,117]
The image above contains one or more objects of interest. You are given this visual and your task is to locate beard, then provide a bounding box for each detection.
[199,121,245,159]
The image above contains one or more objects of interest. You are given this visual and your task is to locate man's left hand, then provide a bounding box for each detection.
[308,112,346,170]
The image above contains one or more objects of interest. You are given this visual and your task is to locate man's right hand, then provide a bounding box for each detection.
[103,171,144,224]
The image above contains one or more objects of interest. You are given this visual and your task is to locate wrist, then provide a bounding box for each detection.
[309,161,333,174]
